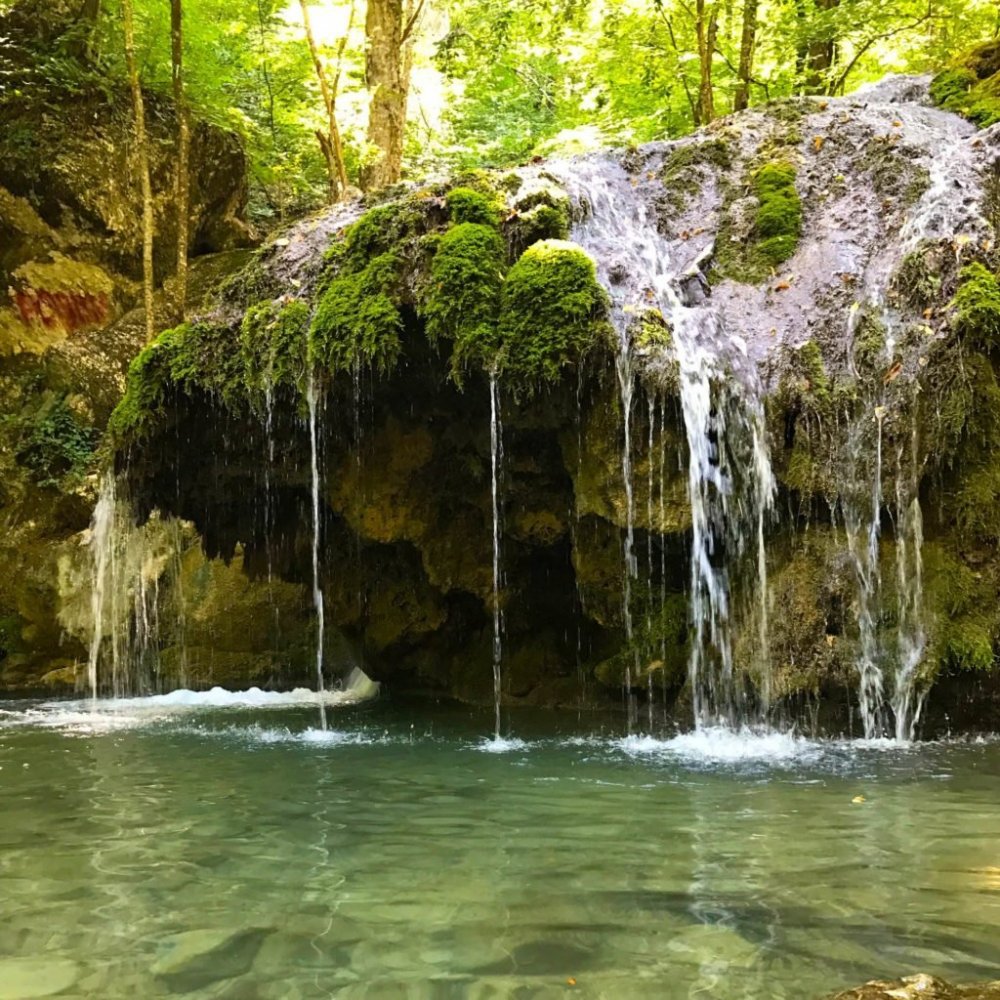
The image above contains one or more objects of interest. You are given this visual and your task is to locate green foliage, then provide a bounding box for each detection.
[952,263,1000,347]
[12,393,95,487]
[422,223,506,377]
[495,240,608,383]
[445,187,504,227]
[309,253,404,374]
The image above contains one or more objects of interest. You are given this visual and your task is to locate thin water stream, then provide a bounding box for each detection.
[306,373,328,732]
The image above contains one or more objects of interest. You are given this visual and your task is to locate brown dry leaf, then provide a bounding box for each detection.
[774,280,791,292]
[884,362,902,384]
[812,135,825,152]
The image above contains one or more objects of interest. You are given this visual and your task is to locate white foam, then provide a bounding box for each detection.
[474,736,529,754]
[617,726,820,764]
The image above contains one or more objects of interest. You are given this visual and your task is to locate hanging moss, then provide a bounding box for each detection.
[445,187,504,227]
[951,262,1000,347]
[108,322,244,443]
[240,298,311,395]
[421,222,506,378]
[309,252,405,374]
[495,240,609,383]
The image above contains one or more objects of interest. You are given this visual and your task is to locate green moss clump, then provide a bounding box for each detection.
[714,160,802,283]
[495,240,609,383]
[853,312,888,373]
[241,299,311,395]
[339,201,425,272]
[752,162,802,266]
[445,187,504,227]
[952,263,1000,347]
[309,252,404,374]
[941,619,995,671]
[930,42,1000,128]
[422,223,506,378]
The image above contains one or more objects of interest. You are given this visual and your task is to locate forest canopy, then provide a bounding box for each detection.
[1,0,997,223]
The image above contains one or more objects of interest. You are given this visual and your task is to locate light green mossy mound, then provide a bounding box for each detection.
[422,222,506,377]
[240,299,311,395]
[951,262,1000,347]
[752,161,802,267]
[930,41,1000,128]
[309,252,404,374]
[495,240,609,383]
[445,187,504,227]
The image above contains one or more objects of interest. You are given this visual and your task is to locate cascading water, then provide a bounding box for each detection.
[306,373,328,731]
[489,374,504,741]
[552,155,775,731]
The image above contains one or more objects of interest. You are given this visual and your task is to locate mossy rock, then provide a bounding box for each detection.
[495,240,610,384]
[240,298,310,396]
[422,222,505,379]
[930,41,1000,128]
[714,160,801,283]
[309,252,405,374]
[951,263,1000,348]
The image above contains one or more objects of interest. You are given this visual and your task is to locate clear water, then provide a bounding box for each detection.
[2,698,1000,999]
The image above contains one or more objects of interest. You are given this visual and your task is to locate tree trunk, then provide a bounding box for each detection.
[360,0,421,191]
[171,0,189,321]
[123,0,155,343]
[734,0,758,111]
[804,0,840,94]
[299,0,349,203]
[695,0,718,125]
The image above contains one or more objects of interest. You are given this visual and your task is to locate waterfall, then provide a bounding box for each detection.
[552,155,775,731]
[489,374,504,740]
[306,373,328,731]
[843,403,887,739]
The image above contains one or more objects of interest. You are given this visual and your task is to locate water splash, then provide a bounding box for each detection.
[306,372,328,732]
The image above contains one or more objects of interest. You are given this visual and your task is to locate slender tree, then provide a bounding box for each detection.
[123,0,155,342]
[171,0,190,319]
[734,0,759,111]
[360,0,424,191]
[299,0,352,202]
[694,0,719,124]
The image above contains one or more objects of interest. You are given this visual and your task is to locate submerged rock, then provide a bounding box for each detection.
[826,973,1000,999]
